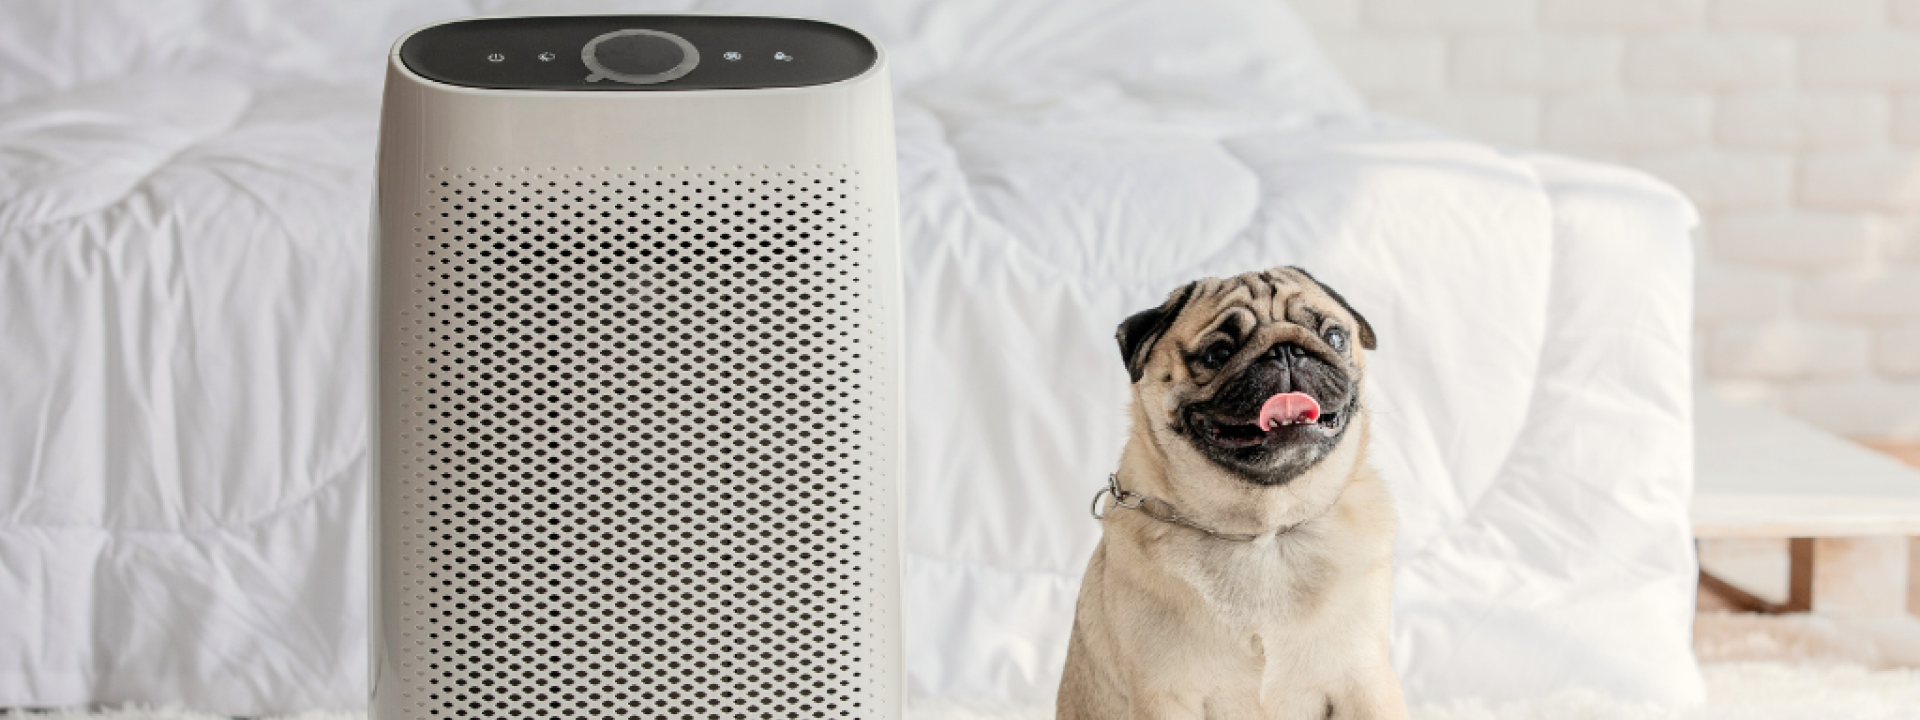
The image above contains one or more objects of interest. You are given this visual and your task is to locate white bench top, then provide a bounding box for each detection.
[1694,391,1920,538]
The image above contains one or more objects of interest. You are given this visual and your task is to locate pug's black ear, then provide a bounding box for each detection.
[1286,266,1376,350]
[1116,283,1195,383]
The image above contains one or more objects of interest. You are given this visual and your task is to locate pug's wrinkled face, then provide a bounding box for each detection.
[1118,267,1376,486]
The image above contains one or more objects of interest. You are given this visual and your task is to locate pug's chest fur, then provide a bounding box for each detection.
[1164,529,1343,622]
[1143,527,1392,710]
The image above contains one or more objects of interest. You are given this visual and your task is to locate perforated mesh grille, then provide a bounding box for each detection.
[383,166,894,718]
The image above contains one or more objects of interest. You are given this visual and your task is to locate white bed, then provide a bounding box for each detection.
[0,0,1702,715]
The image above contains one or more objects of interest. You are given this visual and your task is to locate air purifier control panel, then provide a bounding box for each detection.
[400,15,879,91]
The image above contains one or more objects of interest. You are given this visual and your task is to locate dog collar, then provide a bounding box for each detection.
[1090,473,1288,543]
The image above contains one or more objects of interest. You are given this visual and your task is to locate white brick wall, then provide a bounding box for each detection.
[1801,32,1920,89]
[1540,0,1705,31]
[1546,95,1714,151]
[1627,150,1792,210]
[1624,34,1794,91]
[1696,266,1794,321]
[1882,324,1920,376]
[1800,150,1920,211]
[1291,0,1920,441]
[1709,213,1882,269]
[1710,321,1871,379]
[1896,95,1920,143]
[1361,0,1536,30]
[1452,35,1618,91]
[1717,94,1886,151]
[1712,0,1882,31]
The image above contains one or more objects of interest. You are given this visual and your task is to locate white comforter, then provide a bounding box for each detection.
[0,0,1702,715]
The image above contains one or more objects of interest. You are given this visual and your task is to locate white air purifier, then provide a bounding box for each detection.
[369,15,903,719]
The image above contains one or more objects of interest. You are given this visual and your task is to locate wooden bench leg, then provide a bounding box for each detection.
[1699,568,1791,613]
[1807,536,1908,614]
[1786,537,1812,613]
[1697,537,1805,614]
[1697,536,1908,614]
[1697,536,1920,664]
[1911,536,1920,617]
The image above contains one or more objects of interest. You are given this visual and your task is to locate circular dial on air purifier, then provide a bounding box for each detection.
[581,29,699,85]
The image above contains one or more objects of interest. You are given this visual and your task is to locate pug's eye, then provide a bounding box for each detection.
[1198,341,1236,370]
[1324,327,1347,353]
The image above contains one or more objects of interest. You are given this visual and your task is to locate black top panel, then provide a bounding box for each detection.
[399,16,879,91]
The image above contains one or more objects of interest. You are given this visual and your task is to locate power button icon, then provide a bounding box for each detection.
[486,52,505,63]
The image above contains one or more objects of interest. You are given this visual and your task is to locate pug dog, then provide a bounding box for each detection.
[1057,267,1406,720]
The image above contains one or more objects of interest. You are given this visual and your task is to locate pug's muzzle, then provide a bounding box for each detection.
[1178,340,1356,483]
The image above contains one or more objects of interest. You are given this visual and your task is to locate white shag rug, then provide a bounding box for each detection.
[13,663,1918,720]
[1416,662,1920,719]
[14,615,1920,720]
[910,664,1920,719]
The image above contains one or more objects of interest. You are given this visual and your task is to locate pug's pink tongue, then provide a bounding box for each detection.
[1257,392,1322,431]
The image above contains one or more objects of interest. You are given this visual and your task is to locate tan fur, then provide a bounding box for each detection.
[1059,268,1407,720]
